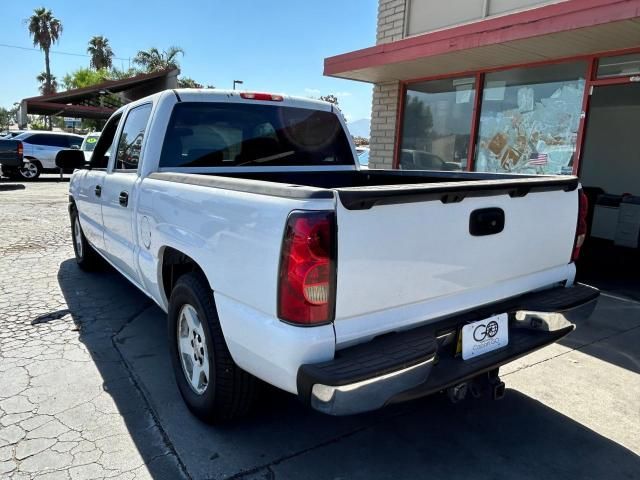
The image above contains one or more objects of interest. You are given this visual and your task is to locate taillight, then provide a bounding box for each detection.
[278,211,336,325]
[17,141,23,158]
[572,189,588,262]
[240,92,284,102]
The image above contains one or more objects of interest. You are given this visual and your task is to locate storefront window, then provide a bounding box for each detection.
[399,78,476,171]
[597,53,640,79]
[474,62,587,175]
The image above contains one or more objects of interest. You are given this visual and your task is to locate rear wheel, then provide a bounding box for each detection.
[70,209,102,271]
[168,272,257,423]
[18,161,41,181]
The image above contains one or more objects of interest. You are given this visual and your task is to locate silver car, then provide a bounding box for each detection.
[10,131,83,180]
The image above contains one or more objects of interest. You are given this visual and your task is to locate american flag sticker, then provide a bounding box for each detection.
[528,153,548,166]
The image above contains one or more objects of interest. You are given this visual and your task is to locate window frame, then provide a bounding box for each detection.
[90,113,123,170]
[393,46,640,176]
[473,60,588,175]
[398,76,479,171]
[109,102,153,173]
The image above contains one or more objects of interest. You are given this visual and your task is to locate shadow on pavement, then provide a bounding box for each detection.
[558,294,640,374]
[0,183,26,191]
[57,258,640,479]
[56,259,185,479]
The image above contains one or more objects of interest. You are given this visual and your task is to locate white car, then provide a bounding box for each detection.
[356,146,369,169]
[80,132,101,162]
[59,89,599,423]
[11,131,83,179]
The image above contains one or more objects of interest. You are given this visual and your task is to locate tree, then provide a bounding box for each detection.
[110,67,144,80]
[134,46,184,72]
[319,94,339,106]
[28,116,49,130]
[62,68,110,90]
[36,72,58,95]
[27,8,62,100]
[177,77,204,88]
[0,107,16,132]
[87,36,114,70]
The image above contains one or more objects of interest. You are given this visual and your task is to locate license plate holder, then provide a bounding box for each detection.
[461,313,509,360]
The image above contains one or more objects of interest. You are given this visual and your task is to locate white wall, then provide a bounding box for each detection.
[406,0,564,36]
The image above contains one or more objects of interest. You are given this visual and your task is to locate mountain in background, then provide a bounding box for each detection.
[347,118,371,139]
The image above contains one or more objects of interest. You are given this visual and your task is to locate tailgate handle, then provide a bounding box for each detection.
[470,208,504,236]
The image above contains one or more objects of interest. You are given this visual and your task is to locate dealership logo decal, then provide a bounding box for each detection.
[473,320,499,342]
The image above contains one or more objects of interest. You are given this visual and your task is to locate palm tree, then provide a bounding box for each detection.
[36,72,58,95]
[134,46,184,72]
[87,35,114,70]
[27,8,62,98]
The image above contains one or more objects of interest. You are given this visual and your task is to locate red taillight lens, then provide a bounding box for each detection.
[240,92,284,102]
[572,189,588,262]
[278,211,336,325]
[17,141,23,158]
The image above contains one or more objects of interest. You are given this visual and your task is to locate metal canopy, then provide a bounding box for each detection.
[18,68,179,125]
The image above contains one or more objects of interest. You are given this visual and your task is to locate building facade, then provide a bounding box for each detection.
[325,0,640,200]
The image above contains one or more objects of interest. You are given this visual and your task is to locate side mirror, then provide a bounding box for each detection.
[55,149,87,170]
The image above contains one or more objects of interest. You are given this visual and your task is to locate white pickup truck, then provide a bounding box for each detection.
[59,89,599,423]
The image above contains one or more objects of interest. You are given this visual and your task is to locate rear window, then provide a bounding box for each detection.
[159,102,353,168]
[67,136,83,148]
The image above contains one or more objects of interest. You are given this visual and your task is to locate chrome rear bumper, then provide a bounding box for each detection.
[299,284,599,416]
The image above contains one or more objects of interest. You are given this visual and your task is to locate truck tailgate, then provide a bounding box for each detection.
[333,178,579,345]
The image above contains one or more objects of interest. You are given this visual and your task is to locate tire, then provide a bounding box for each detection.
[168,272,256,423]
[70,208,102,271]
[18,160,41,181]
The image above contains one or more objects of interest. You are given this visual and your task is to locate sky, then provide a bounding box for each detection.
[0,0,377,121]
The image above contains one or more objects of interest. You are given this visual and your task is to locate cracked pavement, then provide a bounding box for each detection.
[1,177,639,479]
[0,178,185,479]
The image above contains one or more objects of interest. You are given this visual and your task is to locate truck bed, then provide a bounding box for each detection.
[150,169,578,210]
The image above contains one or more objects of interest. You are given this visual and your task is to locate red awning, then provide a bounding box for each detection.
[324,0,640,83]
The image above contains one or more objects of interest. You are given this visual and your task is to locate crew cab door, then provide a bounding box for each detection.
[76,169,106,251]
[101,103,152,283]
[73,114,122,253]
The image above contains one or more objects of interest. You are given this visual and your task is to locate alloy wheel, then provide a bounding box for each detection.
[177,304,210,395]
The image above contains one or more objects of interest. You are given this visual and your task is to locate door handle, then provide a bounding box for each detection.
[94,185,102,197]
[119,191,129,207]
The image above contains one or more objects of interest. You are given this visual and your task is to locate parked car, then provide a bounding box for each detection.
[80,132,101,162]
[1,130,27,139]
[0,139,24,176]
[59,89,599,424]
[400,149,462,171]
[356,146,369,169]
[5,131,83,180]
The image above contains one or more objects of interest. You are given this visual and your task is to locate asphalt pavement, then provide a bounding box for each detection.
[1,177,638,479]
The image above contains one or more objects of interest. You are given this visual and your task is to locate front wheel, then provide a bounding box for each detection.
[70,209,102,271]
[168,272,257,423]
